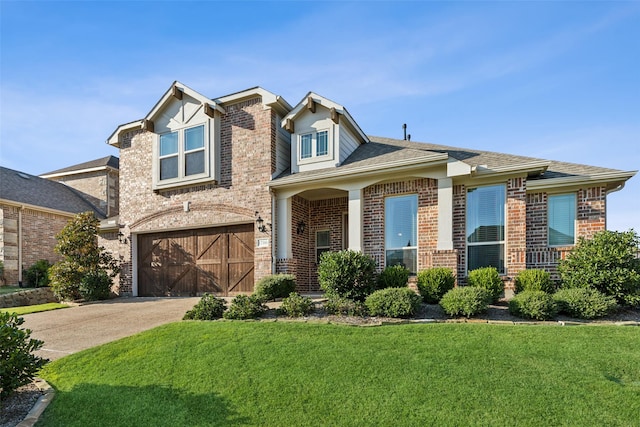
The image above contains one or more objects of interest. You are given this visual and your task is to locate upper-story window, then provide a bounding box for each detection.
[299,130,329,160]
[157,124,207,184]
[548,193,576,246]
[466,184,505,274]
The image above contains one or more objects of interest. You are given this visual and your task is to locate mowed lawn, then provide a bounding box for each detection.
[39,322,640,427]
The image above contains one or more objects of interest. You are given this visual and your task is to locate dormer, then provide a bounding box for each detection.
[282,93,368,173]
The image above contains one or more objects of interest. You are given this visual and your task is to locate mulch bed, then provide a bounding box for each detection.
[0,383,43,427]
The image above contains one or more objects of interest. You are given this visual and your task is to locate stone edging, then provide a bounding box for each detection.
[15,378,55,427]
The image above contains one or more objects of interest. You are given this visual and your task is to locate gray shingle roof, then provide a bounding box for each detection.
[0,166,104,217]
[40,155,119,176]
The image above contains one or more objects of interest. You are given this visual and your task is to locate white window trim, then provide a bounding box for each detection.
[547,193,577,247]
[465,184,506,275]
[152,122,212,190]
[316,229,331,264]
[384,194,418,273]
[298,129,332,165]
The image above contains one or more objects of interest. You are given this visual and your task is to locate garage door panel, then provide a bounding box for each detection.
[138,224,254,297]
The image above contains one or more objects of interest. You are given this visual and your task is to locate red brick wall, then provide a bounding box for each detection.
[506,177,527,288]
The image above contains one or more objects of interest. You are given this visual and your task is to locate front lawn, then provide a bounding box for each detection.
[39,322,640,426]
[0,302,69,315]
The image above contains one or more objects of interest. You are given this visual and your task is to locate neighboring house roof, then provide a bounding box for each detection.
[40,155,119,178]
[271,135,636,191]
[0,166,104,217]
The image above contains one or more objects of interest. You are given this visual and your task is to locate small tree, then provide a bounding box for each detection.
[558,230,640,306]
[49,211,119,301]
[0,312,48,399]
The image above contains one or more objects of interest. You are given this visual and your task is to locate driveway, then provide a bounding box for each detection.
[22,297,200,361]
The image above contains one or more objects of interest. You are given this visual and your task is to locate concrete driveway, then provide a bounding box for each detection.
[21,297,200,361]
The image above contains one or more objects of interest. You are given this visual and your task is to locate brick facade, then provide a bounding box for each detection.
[48,169,119,217]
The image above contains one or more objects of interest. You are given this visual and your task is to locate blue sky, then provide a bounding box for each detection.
[1,1,638,231]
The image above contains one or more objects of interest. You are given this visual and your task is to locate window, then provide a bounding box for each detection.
[157,124,206,184]
[385,195,418,273]
[316,230,330,263]
[466,185,505,274]
[548,193,576,246]
[299,130,329,160]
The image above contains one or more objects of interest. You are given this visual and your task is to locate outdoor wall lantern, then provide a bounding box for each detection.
[117,231,128,244]
[255,212,271,233]
[296,220,306,235]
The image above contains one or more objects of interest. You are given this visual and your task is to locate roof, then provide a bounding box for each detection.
[40,155,119,177]
[0,166,105,217]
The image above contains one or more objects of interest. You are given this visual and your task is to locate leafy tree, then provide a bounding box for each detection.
[558,230,640,306]
[49,211,119,301]
[0,312,47,399]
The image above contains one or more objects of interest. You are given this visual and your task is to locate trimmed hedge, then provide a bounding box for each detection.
[323,294,368,317]
[416,267,455,304]
[223,295,267,320]
[467,267,503,303]
[553,288,618,319]
[439,287,489,318]
[508,290,557,320]
[377,265,410,289]
[278,292,315,317]
[514,269,554,294]
[365,287,422,318]
[254,274,297,301]
[183,294,227,320]
[318,250,377,301]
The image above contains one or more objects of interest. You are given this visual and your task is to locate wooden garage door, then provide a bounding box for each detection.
[137,224,254,297]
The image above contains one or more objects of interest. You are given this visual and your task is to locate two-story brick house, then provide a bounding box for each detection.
[105,81,636,297]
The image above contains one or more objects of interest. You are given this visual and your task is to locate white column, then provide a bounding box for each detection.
[276,196,292,259]
[437,178,454,250]
[348,189,363,252]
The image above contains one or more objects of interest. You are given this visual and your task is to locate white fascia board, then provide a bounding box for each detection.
[269,152,448,189]
[145,81,225,122]
[40,165,112,179]
[527,170,637,191]
[107,120,143,147]
[470,161,550,178]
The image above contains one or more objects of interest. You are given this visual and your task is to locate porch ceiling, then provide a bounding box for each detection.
[297,188,348,201]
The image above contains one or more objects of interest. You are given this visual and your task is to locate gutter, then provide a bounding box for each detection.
[527,170,637,191]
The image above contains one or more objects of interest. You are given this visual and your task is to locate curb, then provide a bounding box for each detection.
[16,378,55,427]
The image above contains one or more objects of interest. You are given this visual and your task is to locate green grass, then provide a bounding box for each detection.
[39,322,640,426]
[0,285,22,295]
[0,302,68,315]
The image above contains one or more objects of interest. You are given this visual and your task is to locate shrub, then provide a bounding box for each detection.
[0,312,48,399]
[49,260,84,301]
[317,250,377,301]
[467,267,503,303]
[323,294,368,317]
[365,287,422,318]
[439,287,489,318]
[558,230,640,304]
[23,259,52,288]
[254,274,296,301]
[223,295,267,320]
[514,269,554,294]
[377,265,410,289]
[183,294,227,320]
[553,288,618,320]
[79,269,112,301]
[278,292,315,317]
[416,267,456,304]
[508,290,558,320]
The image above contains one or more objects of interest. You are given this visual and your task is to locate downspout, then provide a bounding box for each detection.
[271,190,276,274]
[18,205,23,285]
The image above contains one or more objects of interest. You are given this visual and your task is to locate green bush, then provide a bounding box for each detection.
[558,230,640,305]
[377,265,410,289]
[553,288,618,320]
[79,269,112,301]
[323,294,368,317]
[416,267,456,304]
[223,295,267,320]
[49,260,84,301]
[365,287,422,318]
[439,287,489,318]
[0,312,48,399]
[508,290,558,320]
[467,267,503,303]
[183,294,227,320]
[23,259,52,288]
[278,292,315,317]
[254,274,296,301]
[514,269,554,294]
[318,250,377,301]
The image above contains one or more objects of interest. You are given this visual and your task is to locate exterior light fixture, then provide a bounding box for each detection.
[118,231,128,244]
[296,221,306,235]
[255,212,270,233]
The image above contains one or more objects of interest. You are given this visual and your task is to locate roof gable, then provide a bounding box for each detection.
[40,155,119,178]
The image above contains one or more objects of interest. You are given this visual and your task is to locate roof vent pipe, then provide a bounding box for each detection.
[403,123,407,140]
[407,134,411,141]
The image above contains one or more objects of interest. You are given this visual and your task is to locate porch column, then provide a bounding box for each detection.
[276,196,292,259]
[437,178,454,250]
[348,188,363,252]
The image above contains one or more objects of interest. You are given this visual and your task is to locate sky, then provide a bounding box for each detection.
[1,1,638,232]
